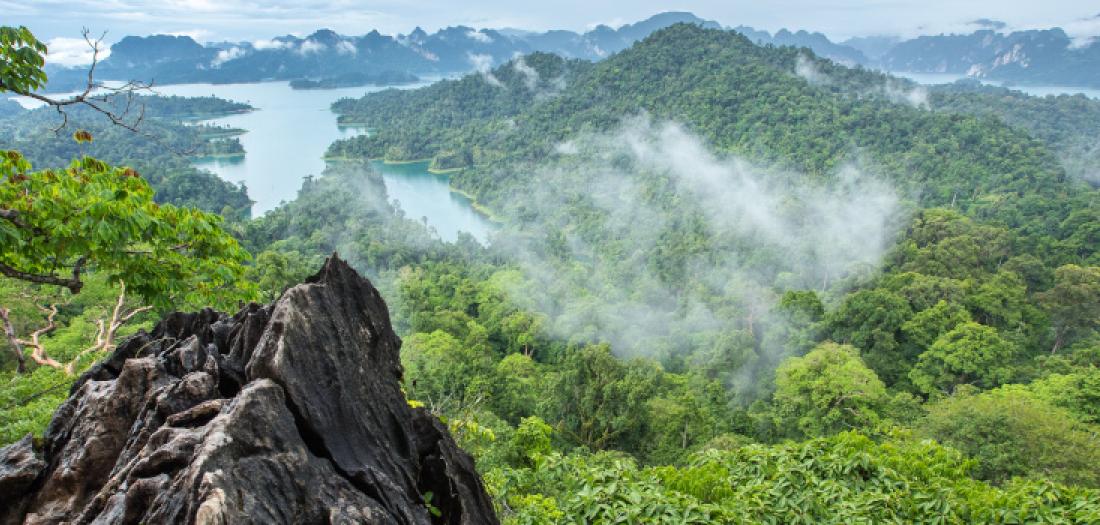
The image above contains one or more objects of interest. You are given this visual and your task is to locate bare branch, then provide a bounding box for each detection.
[64,281,150,375]
[6,28,155,134]
[19,304,62,369]
[0,307,27,373]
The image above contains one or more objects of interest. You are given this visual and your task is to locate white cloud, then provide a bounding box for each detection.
[336,40,357,55]
[495,117,901,386]
[466,29,493,43]
[794,53,827,84]
[1064,15,1100,48]
[297,39,327,55]
[512,55,539,89]
[44,36,110,67]
[165,29,213,42]
[883,80,929,108]
[468,52,503,86]
[211,46,246,67]
[251,38,292,50]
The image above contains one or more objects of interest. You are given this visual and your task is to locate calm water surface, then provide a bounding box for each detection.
[890,71,1100,99]
[369,161,495,243]
[150,81,493,243]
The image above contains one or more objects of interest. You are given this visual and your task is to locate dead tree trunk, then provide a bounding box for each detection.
[0,307,27,373]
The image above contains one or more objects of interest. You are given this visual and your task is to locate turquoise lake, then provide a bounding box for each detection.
[154,81,494,243]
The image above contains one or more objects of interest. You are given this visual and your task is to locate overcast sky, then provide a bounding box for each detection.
[5,1,1099,65]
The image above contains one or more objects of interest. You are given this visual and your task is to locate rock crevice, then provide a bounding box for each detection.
[0,255,498,525]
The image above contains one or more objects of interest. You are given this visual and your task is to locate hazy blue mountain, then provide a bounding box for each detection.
[40,12,724,90]
[723,25,867,65]
[841,35,901,61]
[880,27,1100,86]
[0,98,25,117]
[37,12,1100,91]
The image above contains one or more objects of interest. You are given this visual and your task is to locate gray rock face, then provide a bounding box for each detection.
[0,255,499,525]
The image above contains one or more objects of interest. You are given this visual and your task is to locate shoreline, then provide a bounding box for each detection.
[193,152,246,160]
[446,184,503,224]
[349,157,504,224]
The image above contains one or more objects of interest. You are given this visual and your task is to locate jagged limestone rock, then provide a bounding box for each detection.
[0,255,498,525]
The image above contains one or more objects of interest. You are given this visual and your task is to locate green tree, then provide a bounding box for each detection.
[923,388,1100,486]
[1024,368,1100,425]
[771,342,888,438]
[825,288,913,385]
[510,416,554,466]
[909,322,1020,395]
[0,150,252,309]
[0,26,47,94]
[245,248,322,301]
[900,299,970,353]
[546,344,661,451]
[490,353,541,424]
[1,25,252,309]
[402,330,494,414]
[1038,265,1100,354]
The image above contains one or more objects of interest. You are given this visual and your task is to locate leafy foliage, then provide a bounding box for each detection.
[922,388,1100,486]
[1,149,252,308]
[0,96,254,219]
[0,26,47,94]
[771,342,887,437]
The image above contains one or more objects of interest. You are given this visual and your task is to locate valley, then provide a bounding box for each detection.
[3,10,1100,524]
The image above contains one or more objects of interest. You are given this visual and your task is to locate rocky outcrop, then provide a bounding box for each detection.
[0,255,498,525]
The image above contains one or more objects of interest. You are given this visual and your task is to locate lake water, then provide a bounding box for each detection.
[369,161,495,243]
[148,81,494,243]
[890,71,1100,99]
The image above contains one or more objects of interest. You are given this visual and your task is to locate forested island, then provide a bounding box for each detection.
[0,94,253,219]
[3,18,1100,524]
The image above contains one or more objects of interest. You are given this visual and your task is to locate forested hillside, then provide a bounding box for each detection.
[4,21,1100,524]
[318,24,1100,521]
[0,95,253,218]
[929,80,1100,185]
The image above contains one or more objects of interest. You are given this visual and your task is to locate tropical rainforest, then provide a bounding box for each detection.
[3,21,1100,523]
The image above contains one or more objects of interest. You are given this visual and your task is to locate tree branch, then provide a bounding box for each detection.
[0,307,27,373]
[3,28,155,134]
[64,281,151,375]
[0,260,84,294]
[20,304,62,369]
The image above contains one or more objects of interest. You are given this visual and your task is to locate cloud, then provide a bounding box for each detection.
[44,36,110,67]
[335,40,357,55]
[512,55,539,89]
[882,80,929,108]
[251,38,292,50]
[794,54,827,84]
[1064,14,1100,48]
[794,53,929,109]
[466,29,493,43]
[165,29,213,42]
[298,39,327,55]
[468,53,503,87]
[211,45,246,67]
[493,117,901,395]
[968,18,1007,30]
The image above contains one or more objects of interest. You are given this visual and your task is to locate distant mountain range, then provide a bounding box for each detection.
[879,27,1100,87]
[40,12,1100,91]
